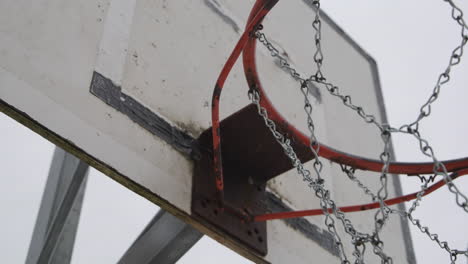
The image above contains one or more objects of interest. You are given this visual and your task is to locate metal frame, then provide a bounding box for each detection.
[26,148,89,264]
[118,210,203,264]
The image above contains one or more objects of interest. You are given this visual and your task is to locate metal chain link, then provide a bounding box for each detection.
[316,0,468,260]
[342,162,468,264]
[249,88,396,263]
[249,89,350,263]
[407,0,468,128]
[311,1,468,261]
[396,0,468,217]
[253,1,392,261]
[310,2,393,262]
[342,165,399,264]
[250,0,468,262]
[255,31,306,83]
[341,165,378,202]
[397,128,468,214]
[395,0,468,222]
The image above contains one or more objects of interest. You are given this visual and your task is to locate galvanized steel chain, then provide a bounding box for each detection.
[396,127,468,214]
[341,165,377,201]
[310,0,468,261]
[249,84,404,263]
[251,0,468,262]
[407,0,468,128]
[342,160,468,263]
[249,77,389,263]
[248,88,350,263]
[396,130,468,262]
[396,0,468,215]
[396,0,468,227]
[253,2,391,262]
[313,1,392,262]
[255,28,306,83]
[341,165,397,264]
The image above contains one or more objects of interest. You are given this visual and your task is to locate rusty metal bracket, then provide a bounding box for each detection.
[191,104,314,255]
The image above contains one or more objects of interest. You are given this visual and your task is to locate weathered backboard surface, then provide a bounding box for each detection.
[0,0,415,263]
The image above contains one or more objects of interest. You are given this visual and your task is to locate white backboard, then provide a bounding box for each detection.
[0,0,414,263]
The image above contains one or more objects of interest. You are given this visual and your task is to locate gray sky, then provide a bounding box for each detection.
[1,1,468,263]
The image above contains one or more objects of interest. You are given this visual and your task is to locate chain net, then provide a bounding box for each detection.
[249,0,468,263]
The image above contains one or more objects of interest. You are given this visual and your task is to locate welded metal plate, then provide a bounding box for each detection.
[192,105,271,255]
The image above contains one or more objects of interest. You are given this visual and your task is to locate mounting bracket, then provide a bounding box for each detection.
[191,104,314,255]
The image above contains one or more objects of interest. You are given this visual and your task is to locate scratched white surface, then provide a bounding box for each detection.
[0,0,410,262]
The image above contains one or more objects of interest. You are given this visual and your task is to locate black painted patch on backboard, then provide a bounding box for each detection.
[89,71,199,159]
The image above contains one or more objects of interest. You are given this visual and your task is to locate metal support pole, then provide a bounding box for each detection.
[26,148,89,264]
[118,210,203,264]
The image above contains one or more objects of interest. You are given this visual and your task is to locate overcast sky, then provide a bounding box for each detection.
[1,1,468,263]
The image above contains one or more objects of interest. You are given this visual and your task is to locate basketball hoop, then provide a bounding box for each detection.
[206,0,468,261]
